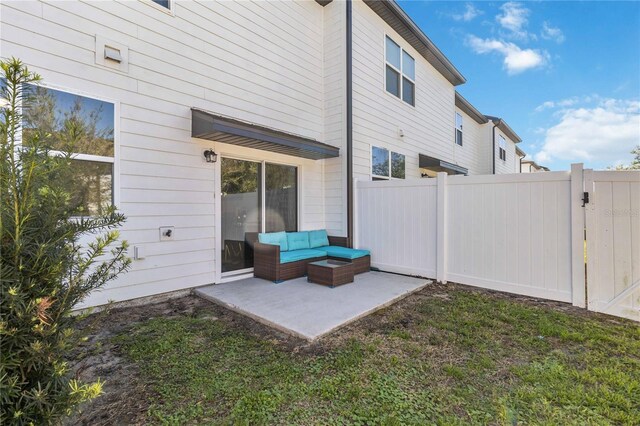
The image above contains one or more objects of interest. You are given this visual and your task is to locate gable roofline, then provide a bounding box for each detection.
[455,92,488,124]
[317,0,466,86]
[364,0,466,86]
[515,146,526,157]
[485,115,522,143]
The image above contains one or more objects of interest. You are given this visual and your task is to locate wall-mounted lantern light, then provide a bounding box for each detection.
[203,148,218,163]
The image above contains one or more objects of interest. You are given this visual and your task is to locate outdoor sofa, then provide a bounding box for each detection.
[254,230,370,282]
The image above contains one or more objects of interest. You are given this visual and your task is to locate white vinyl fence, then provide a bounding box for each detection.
[355,164,639,321]
[585,170,640,321]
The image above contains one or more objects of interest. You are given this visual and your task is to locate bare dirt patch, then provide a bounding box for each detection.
[66,295,306,425]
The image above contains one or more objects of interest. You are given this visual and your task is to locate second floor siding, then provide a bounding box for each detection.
[350,0,456,180]
[454,107,486,175]
[3,0,326,140]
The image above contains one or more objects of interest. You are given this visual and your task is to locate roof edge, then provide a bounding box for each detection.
[455,92,488,124]
[485,115,522,143]
[364,0,466,86]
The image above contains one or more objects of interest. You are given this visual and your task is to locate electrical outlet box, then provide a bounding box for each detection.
[159,226,175,241]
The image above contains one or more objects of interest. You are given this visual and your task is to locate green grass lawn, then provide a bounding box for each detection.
[114,285,639,425]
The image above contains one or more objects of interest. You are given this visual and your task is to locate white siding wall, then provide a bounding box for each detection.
[322,0,347,237]
[477,123,521,175]
[1,0,329,306]
[454,107,486,175]
[495,130,520,175]
[351,0,457,180]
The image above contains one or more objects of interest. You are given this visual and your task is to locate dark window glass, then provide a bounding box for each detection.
[21,84,115,216]
[386,66,400,98]
[499,148,507,161]
[62,160,113,217]
[221,158,262,273]
[385,36,401,69]
[402,51,415,80]
[265,163,297,232]
[23,85,114,156]
[456,129,463,146]
[152,0,170,9]
[372,146,389,177]
[402,77,414,105]
[391,152,405,179]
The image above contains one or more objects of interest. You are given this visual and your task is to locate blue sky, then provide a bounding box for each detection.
[398,0,640,171]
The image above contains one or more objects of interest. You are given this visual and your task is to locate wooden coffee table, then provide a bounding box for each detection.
[307,259,354,287]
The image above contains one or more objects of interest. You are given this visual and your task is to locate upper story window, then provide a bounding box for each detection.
[385,36,415,106]
[455,113,463,146]
[498,135,507,161]
[152,0,171,9]
[372,146,406,180]
[23,85,115,216]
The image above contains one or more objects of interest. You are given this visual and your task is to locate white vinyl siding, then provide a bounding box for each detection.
[453,107,485,175]
[494,132,520,174]
[352,0,457,181]
[0,0,328,306]
[321,0,347,237]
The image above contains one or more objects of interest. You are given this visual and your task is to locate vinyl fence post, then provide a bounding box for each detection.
[436,172,448,284]
[570,163,586,307]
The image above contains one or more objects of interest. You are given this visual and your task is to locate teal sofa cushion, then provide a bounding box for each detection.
[318,246,370,260]
[308,230,330,248]
[280,249,327,264]
[286,231,310,251]
[258,231,288,252]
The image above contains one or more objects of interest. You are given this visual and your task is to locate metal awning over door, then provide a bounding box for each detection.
[191,109,339,160]
[419,154,468,175]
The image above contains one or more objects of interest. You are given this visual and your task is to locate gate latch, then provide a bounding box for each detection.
[582,191,589,207]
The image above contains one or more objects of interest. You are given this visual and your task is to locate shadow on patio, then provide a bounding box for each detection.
[195,271,430,340]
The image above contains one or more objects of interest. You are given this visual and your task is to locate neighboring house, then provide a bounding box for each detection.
[450,92,489,176]
[1,0,527,307]
[453,93,525,176]
[485,116,523,175]
[521,160,550,173]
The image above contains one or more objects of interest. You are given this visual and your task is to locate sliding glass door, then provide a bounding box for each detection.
[265,163,297,233]
[221,158,298,274]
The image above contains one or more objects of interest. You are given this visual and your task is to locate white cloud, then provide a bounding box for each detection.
[535,96,581,112]
[534,99,640,168]
[452,3,482,22]
[467,35,549,74]
[541,22,565,43]
[496,2,530,39]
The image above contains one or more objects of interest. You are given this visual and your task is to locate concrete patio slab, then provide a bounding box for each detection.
[195,271,430,340]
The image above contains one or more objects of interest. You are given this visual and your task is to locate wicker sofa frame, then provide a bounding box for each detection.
[253,236,371,282]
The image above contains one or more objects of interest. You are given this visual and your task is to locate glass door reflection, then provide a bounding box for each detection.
[221,158,262,273]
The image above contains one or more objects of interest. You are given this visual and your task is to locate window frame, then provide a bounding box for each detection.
[384,35,416,107]
[371,145,406,180]
[498,135,507,162]
[455,112,463,146]
[21,82,120,214]
[144,0,174,15]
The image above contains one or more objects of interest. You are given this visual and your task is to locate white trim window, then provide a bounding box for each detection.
[498,135,507,161]
[23,85,116,216]
[372,146,405,180]
[151,0,171,10]
[385,36,415,106]
[455,112,463,146]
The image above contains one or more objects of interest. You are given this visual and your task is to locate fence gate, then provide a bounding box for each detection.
[584,170,640,321]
